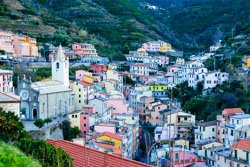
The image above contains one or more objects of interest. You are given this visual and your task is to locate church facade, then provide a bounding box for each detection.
[16,45,74,120]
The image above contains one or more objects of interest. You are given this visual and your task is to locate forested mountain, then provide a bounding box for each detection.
[0,0,249,60]
[143,0,250,53]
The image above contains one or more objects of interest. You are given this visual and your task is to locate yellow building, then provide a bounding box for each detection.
[160,42,172,52]
[147,85,168,92]
[242,56,250,68]
[96,132,122,149]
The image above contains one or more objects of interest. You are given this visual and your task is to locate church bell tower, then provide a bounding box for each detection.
[52,45,69,87]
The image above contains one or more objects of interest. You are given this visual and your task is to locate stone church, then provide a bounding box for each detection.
[17,45,74,120]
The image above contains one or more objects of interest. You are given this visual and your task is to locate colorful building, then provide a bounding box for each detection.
[160,42,172,52]
[72,80,94,110]
[72,43,98,58]
[0,30,14,56]
[147,83,168,98]
[142,40,172,53]
[13,34,38,57]
[242,55,250,68]
[0,69,14,94]
[146,101,167,125]
[68,106,96,135]
[0,30,38,58]
[89,64,107,73]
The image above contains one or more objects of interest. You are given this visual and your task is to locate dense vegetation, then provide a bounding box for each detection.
[0,141,40,167]
[173,80,250,121]
[1,0,249,60]
[144,0,250,55]
[0,0,165,60]
[0,108,73,167]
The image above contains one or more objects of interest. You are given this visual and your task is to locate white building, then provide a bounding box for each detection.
[0,92,20,117]
[175,58,185,66]
[204,71,229,90]
[130,63,150,76]
[225,114,250,147]
[154,124,177,141]
[194,121,217,145]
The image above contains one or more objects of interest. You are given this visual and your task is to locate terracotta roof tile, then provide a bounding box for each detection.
[222,108,244,114]
[48,140,150,167]
[80,81,93,86]
[232,139,250,151]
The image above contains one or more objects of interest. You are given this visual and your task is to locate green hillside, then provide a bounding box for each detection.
[0,0,249,60]
[0,141,40,167]
[144,0,250,53]
[0,0,166,60]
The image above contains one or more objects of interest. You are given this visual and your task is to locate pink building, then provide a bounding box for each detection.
[81,106,96,135]
[49,46,77,61]
[0,30,38,57]
[72,43,98,58]
[147,102,167,125]
[94,123,116,134]
[0,30,14,55]
[106,98,131,115]
[76,70,93,81]
[171,151,206,167]
[137,96,154,121]
[0,69,14,93]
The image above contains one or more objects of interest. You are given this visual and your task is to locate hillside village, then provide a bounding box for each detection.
[0,26,250,167]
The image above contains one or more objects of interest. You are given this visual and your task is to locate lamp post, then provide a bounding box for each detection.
[147,140,157,165]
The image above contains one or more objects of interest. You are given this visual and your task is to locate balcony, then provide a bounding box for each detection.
[229,157,249,165]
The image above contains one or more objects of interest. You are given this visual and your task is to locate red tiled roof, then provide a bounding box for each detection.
[232,139,250,151]
[222,108,244,114]
[48,140,150,167]
[80,81,93,86]
[103,132,122,141]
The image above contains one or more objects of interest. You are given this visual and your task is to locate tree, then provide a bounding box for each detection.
[124,76,135,85]
[79,29,88,38]
[60,120,81,141]
[44,118,52,127]
[70,126,81,139]
[221,93,239,108]
[34,119,45,129]
[0,108,27,142]
[183,98,207,120]
[60,120,71,141]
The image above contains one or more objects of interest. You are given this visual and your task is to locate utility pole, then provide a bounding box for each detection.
[213,56,216,71]
[168,88,173,167]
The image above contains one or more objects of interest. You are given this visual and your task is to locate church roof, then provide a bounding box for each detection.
[31,81,71,94]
